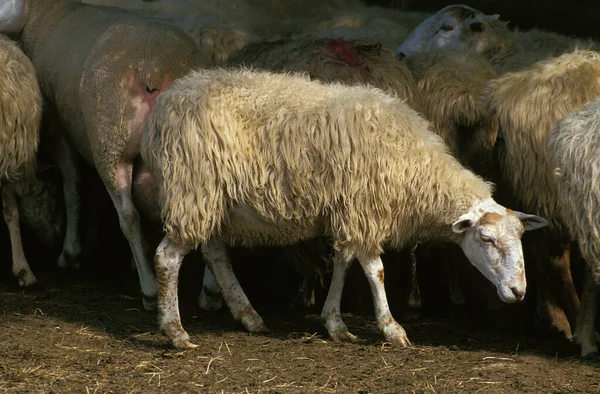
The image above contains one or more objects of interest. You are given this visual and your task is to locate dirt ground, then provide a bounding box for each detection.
[1,255,599,394]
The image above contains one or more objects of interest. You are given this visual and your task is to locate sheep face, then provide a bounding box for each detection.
[452,200,548,303]
[396,5,506,61]
[0,0,28,34]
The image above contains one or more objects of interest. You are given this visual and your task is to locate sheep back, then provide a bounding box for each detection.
[547,98,600,281]
[226,37,425,116]
[0,34,41,194]
[411,52,499,173]
[141,68,491,252]
[486,50,600,228]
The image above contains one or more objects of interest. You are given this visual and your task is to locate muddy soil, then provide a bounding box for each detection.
[1,255,599,394]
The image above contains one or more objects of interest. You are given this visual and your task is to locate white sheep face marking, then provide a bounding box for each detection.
[0,0,27,34]
[452,199,548,303]
[396,5,500,59]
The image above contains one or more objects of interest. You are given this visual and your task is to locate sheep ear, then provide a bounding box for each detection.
[515,211,548,231]
[452,215,476,233]
[487,14,500,21]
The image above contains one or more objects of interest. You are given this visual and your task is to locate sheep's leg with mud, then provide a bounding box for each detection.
[358,253,411,346]
[52,130,82,269]
[155,236,194,348]
[574,268,600,358]
[107,163,158,311]
[2,188,37,287]
[201,237,268,333]
[198,264,224,311]
[321,251,356,341]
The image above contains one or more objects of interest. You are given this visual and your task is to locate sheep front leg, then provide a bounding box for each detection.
[358,253,411,346]
[107,164,158,311]
[2,188,37,287]
[321,251,356,341]
[574,268,600,358]
[201,238,268,333]
[155,236,195,348]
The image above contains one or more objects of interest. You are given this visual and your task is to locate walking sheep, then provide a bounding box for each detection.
[0,33,41,287]
[547,98,600,357]
[0,0,205,310]
[486,50,600,339]
[140,68,547,348]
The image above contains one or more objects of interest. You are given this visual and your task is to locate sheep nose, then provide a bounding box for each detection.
[509,286,525,301]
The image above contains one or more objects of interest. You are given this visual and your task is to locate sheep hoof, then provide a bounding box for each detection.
[581,346,599,359]
[16,269,38,288]
[245,319,270,334]
[57,252,81,269]
[382,322,411,347]
[330,330,358,342]
[173,337,199,349]
[198,291,223,311]
[142,294,158,311]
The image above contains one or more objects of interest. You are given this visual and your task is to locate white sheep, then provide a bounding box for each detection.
[0,33,42,286]
[140,68,547,348]
[547,98,600,357]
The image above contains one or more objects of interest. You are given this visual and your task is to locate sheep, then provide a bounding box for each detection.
[0,33,42,287]
[396,4,598,339]
[486,49,600,339]
[140,68,548,348]
[396,4,517,68]
[547,98,600,357]
[0,0,206,310]
[205,36,425,311]
[289,7,433,50]
[226,37,425,121]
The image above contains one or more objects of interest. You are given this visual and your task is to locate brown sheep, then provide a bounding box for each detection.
[0,33,42,287]
[486,50,600,339]
[1,0,206,310]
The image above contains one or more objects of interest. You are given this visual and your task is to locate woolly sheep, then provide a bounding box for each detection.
[397,4,598,339]
[202,36,426,311]
[547,98,600,357]
[486,50,600,339]
[1,0,206,310]
[140,68,547,348]
[0,33,42,287]
[226,37,425,117]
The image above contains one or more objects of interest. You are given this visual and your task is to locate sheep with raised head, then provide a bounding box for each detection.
[547,98,600,357]
[0,33,41,287]
[486,49,600,339]
[140,68,547,348]
[0,0,206,310]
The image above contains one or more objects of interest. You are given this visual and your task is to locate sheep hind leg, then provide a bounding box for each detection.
[321,251,356,342]
[2,187,37,287]
[107,165,158,311]
[155,236,196,348]
[198,265,224,311]
[573,268,599,358]
[201,238,268,333]
[358,253,411,347]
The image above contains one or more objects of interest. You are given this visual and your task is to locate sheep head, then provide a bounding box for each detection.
[396,5,514,65]
[451,198,547,303]
[0,0,28,34]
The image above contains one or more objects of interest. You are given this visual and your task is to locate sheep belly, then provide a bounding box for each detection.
[222,204,322,247]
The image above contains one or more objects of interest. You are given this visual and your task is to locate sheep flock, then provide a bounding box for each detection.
[1,0,600,367]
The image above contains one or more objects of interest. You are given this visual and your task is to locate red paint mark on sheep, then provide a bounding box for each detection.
[330,39,366,71]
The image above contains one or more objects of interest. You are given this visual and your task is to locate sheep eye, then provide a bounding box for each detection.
[440,24,454,32]
[481,234,494,243]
